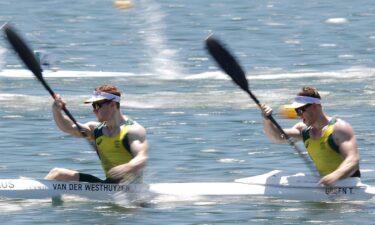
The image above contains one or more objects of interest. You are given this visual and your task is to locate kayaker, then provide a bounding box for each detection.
[260,86,360,186]
[45,84,148,183]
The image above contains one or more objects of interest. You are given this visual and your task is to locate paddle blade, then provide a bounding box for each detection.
[205,36,249,92]
[3,25,43,79]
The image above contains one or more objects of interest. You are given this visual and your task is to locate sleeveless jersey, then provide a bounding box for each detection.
[302,118,343,176]
[94,119,134,179]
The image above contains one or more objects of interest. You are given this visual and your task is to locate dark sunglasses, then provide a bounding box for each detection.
[92,100,112,111]
[295,104,312,116]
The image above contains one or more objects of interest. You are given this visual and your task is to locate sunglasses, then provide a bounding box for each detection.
[92,100,112,111]
[295,104,312,116]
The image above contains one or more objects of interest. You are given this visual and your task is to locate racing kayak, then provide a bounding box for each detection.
[0,170,374,202]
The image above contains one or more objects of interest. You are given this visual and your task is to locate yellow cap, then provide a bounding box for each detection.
[113,0,133,9]
[279,105,298,119]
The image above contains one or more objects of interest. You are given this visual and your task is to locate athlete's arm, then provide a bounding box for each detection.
[319,119,360,186]
[52,94,97,140]
[261,104,305,143]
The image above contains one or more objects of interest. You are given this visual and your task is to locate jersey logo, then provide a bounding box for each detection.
[305,141,309,149]
[114,140,121,149]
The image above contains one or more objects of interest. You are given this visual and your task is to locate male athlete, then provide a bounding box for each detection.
[261,86,360,186]
[45,84,148,183]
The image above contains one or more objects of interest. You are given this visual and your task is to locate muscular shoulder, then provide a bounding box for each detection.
[331,118,356,147]
[127,121,147,141]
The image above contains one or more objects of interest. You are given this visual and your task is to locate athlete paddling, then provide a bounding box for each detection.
[261,86,360,186]
[45,84,148,183]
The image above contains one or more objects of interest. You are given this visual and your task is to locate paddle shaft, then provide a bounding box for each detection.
[4,25,86,136]
[41,81,85,133]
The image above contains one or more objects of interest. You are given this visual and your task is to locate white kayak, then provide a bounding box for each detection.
[1,170,374,202]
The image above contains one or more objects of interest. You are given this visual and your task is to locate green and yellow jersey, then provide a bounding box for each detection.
[94,119,134,179]
[302,118,360,177]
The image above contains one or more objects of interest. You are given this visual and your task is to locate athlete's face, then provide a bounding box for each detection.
[93,100,113,121]
[296,104,316,126]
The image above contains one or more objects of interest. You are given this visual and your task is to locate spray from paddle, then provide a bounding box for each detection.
[134,0,184,78]
[0,23,8,71]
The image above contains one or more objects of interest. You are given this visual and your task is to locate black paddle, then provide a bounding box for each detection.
[3,24,90,140]
[205,36,315,174]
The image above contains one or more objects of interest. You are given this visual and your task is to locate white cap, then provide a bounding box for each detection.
[84,91,121,103]
[285,96,321,109]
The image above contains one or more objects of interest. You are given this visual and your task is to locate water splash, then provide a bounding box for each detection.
[136,0,184,79]
[0,23,9,70]
[0,22,6,71]
[0,47,5,71]
[325,18,348,25]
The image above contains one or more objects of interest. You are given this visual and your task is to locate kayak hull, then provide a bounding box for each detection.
[1,170,373,202]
